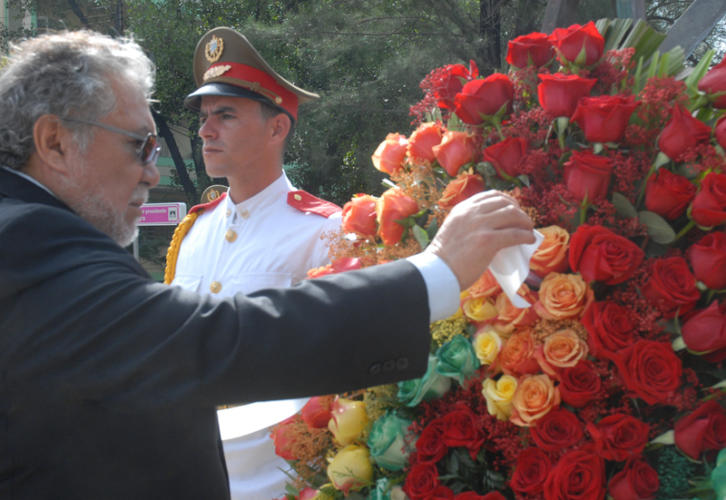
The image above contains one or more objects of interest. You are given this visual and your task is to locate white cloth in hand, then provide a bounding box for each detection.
[488,230,544,308]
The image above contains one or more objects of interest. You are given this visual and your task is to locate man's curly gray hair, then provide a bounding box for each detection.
[0,30,155,170]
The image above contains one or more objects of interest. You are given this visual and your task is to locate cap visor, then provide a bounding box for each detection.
[184,82,274,111]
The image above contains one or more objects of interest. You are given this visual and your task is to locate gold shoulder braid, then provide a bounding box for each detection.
[163,211,200,284]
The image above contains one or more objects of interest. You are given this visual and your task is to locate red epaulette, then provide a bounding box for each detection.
[287,190,341,218]
[189,192,227,214]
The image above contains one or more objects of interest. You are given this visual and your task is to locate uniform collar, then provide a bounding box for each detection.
[225,171,294,220]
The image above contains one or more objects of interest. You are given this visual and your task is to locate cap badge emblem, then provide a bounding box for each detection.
[205,35,224,63]
[203,64,231,81]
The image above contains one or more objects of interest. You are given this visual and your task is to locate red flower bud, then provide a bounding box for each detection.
[563,150,613,202]
[691,171,726,227]
[571,95,638,143]
[688,232,726,290]
[483,137,528,178]
[698,54,726,108]
[537,73,596,118]
[433,130,477,176]
[644,168,696,220]
[454,73,514,124]
[657,105,712,161]
[506,32,554,68]
[549,21,605,66]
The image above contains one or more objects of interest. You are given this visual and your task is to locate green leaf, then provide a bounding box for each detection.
[612,192,638,218]
[638,210,676,244]
[412,224,430,249]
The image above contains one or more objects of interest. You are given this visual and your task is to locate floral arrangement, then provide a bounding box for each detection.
[272,18,726,500]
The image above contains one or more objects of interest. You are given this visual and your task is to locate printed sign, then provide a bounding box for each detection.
[139,202,187,226]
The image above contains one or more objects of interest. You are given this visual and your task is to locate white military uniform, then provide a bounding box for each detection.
[171,172,341,500]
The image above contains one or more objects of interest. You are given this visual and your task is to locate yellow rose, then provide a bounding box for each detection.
[537,327,588,376]
[328,397,369,445]
[530,225,570,276]
[327,444,374,495]
[534,272,593,320]
[462,295,497,323]
[482,375,518,421]
[472,326,502,365]
[511,374,561,427]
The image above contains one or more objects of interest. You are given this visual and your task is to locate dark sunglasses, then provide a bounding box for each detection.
[62,116,161,166]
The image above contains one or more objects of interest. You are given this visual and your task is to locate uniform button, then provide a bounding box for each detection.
[240,209,250,219]
[368,363,381,376]
[396,357,409,371]
[225,229,237,242]
[383,360,395,372]
[293,194,302,201]
[209,281,222,294]
[225,209,232,217]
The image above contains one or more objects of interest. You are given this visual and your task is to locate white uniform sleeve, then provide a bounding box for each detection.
[406,252,460,323]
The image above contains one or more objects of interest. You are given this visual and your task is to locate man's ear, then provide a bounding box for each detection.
[32,114,74,174]
[269,112,291,144]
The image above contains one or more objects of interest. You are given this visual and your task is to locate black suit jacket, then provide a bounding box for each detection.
[0,168,431,499]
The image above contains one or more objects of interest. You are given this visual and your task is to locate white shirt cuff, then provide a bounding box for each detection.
[406,252,461,323]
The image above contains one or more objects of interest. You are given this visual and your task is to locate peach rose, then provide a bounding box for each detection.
[511,374,561,426]
[376,187,419,246]
[535,327,589,377]
[438,172,485,210]
[406,122,443,165]
[472,326,503,365]
[328,397,369,445]
[432,130,478,176]
[466,269,502,300]
[342,194,378,238]
[530,225,570,276]
[482,375,518,421]
[371,133,408,175]
[493,286,539,335]
[534,273,594,320]
[498,328,540,376]
[461,294,498,323]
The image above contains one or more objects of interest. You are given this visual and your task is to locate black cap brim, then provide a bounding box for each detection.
[184,82,294,126]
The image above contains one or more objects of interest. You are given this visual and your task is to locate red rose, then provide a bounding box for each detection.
[342,194,378,238]
[644,168,696,220]
[371,133,408,175]
[657,105,712,161]
[543,450,606,500]
[586,413,649,461]
[571,95,638,143]
[510,447,551,495]
[415,420,448,463]
[429,486,455,499]
[438,173,485,210]
[568,224,644,285]
[404,462,441,500]
[563,151,614,202]
[582,301,636,361]
[643,256,700,318]
[674,400,726,460]
[537,73,597,118]
[688,232,726,289]
[407,122,443,165]
[608,458,660,500]
[300,395,334,429]
[434,62,477,110]
[454,73,514,124]
[530,407,584,452]
[549,21,605,66]
[433,130,478,176]
[454,493,505,500]
[376,187,419,246]
[440,408,485,458]
[615,339,682,405]
[691,171,726,227]
[506,32,554,68]
[556,359,601,407]
[270,414,302,461]
[682,300,726,355]
[482,137,528,178]
[716,115,726,149]
[698,54,726,108]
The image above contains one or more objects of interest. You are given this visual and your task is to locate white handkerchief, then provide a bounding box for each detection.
[488,230,544,308]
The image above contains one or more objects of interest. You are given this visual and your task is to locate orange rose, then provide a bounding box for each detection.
[406,122,443,164]
[511,374,561,426]
[371,133,408,175]
[493,286,539,335]
[466,269,502,300]
[535,327,589,377]
[438,172,486,210]
[432,130,478,176]
[530,225,570,276]
[376,187,419,246]
[534,273,594,320]
[498,328,540,377]
[342,194,378,238]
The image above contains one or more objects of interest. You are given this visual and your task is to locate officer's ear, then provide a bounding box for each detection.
[268,112,291,144]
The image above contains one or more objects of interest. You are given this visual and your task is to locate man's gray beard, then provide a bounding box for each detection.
[72,188,145,247]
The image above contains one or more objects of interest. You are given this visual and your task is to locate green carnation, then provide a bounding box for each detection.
[397,355,452,407]
[367,412,414,471]
[435,334,481,383]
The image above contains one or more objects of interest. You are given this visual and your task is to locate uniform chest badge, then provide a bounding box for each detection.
[205,35,224,63]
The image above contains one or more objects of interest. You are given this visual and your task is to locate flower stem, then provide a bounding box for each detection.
[674,219,695,241]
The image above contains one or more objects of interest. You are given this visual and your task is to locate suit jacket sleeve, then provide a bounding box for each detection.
[1,202,432,410]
